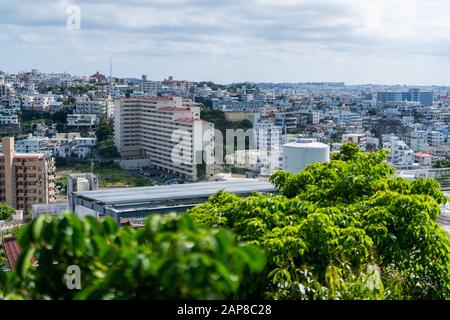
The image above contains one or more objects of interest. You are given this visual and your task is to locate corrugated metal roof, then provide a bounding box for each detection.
[2,237,22,271]
[74,179,276,205]
[2,237,37,271]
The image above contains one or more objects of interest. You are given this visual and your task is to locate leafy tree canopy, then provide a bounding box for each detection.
[0,213,264,300]
[200,108,253,136]
[189,143,450,300]
[0,203,15,221]
[95,121,113,143]
[434,159,450,169]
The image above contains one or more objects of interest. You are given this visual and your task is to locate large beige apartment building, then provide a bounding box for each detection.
[0,137,56,212]
[114,97,214,181]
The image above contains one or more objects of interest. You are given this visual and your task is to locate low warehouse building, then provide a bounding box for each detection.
[71,179,277,223]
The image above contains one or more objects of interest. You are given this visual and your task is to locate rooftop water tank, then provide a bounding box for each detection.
[282,138,330,174]
[76,178,90,192]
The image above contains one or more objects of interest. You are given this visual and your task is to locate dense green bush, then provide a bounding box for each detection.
[0,213,264,300]
[98,139,120,158]
[189,143,450,300]
[0,203,15,221]
[95,121,114,143]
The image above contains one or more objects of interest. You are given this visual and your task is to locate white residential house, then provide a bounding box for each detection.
[323,120,337,136]
[140,81,160,96]
[75,98,107,117]
[401,116,415,126]
[21,96,35,109]
[428,131,446,146]
[415,152,432,167]
[74,137,97,147]
[406,130,429,152]
[383,135,415,166]
[32,94,56,112]
[49,134,97,159]
[67,114,98,128]
[342,133,367,151]
[0,110,19,125]
[71,145,94,158]
[275,112,298,133]
[15,135,52,156]
[9,98,22,109]
[0,82,15,97]
[311,111,322,125]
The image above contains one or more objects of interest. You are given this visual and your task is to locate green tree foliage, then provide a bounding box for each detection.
[98,139,120,158]
[287,128,303,135]
[0,203,15,221]
[72,161,152,187]
[51,84,96,95]
[20,109,72,128]
[188,143,450,300]
[240,119,253,130]
[433,159,450,169]
[0,213,265,300]
[51,108,72,123]
[55,177,67,195]
[95,121,114,143]
[194,97,213,108]
[227,82,258,93]
[196,82,227,91]
[200,108,253,135]
[63,97,77,105]
[201,108,253,153]
[95,121,119,158]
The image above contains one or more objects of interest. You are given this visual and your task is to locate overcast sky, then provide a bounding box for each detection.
[2,0,450,85]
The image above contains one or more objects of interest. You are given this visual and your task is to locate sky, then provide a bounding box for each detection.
[1,0,450,85]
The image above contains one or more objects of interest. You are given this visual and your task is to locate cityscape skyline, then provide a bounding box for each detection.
[4,67,450,88]
[2,0,450,85]
[5,0,450,306]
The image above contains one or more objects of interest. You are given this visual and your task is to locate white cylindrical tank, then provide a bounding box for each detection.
[282,138,330,173]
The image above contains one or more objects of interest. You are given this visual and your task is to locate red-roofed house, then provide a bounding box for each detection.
[415,152,432,167]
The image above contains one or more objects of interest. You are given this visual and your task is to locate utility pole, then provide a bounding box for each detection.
[108,57,113,95]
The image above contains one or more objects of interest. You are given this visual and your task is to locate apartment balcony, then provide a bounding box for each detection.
[16,177,39,183]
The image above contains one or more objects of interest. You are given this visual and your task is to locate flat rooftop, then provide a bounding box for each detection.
[0,152,44,159]
[74,179,276,206]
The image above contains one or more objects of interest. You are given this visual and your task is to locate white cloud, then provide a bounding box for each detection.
[1,0,450,84]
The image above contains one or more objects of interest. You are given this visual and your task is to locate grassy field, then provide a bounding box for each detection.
[57,161,155,188]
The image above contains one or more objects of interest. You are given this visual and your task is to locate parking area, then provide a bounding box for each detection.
[132,167,190,186]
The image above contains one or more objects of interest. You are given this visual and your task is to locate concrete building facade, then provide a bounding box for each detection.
[114,97,214,181]
[0,137,56,212]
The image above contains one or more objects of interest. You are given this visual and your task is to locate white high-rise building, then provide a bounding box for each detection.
[257,122,282,171]
[114,97,214,181]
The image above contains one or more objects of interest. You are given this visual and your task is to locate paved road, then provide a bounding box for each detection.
[439,192,450,233]
[439,207,450,233]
